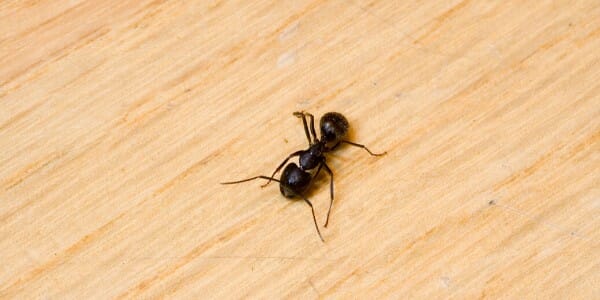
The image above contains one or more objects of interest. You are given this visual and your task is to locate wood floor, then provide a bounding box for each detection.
[1,0,598,298]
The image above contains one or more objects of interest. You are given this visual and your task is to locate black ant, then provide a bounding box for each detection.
[221,111,386,241]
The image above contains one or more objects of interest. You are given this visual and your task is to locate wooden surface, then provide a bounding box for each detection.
[1,0,599,298]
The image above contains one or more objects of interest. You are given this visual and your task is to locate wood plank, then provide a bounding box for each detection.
[1,0,598,298]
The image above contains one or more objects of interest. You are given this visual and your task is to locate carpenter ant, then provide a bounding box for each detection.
[221,111,386,241]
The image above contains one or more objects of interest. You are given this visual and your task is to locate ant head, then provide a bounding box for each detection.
[320,112,348,144]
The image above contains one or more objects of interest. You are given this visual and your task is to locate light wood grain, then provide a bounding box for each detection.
[1,0,599,298]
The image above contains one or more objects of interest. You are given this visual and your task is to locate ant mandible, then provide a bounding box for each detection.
[221,111,386,241]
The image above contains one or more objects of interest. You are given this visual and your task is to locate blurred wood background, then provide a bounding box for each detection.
[1,0,599,298]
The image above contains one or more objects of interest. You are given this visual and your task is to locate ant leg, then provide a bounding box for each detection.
[293,112,312,145]
[312,163,323,182]
[321,161,335,227]
[300,195,325,242]
[340,140,387,156]
[329,141,341,151]
[304,112,318,142]
[305,162,324,196]
[221,176,280,185]
[294,111,318,141]
[222,175,324,242]
[261,150,303,187]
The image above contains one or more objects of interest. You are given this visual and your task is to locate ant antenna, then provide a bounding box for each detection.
[221,176,280,185]
[302,196,324,242]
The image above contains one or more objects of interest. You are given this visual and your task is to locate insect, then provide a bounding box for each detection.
[221,111,386,241]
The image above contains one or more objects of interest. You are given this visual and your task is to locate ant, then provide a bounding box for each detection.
[221,111,386,241]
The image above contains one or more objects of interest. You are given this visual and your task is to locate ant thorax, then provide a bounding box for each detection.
[299,142,325,171]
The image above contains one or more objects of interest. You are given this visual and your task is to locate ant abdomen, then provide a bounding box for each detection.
[320,112,349,144]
